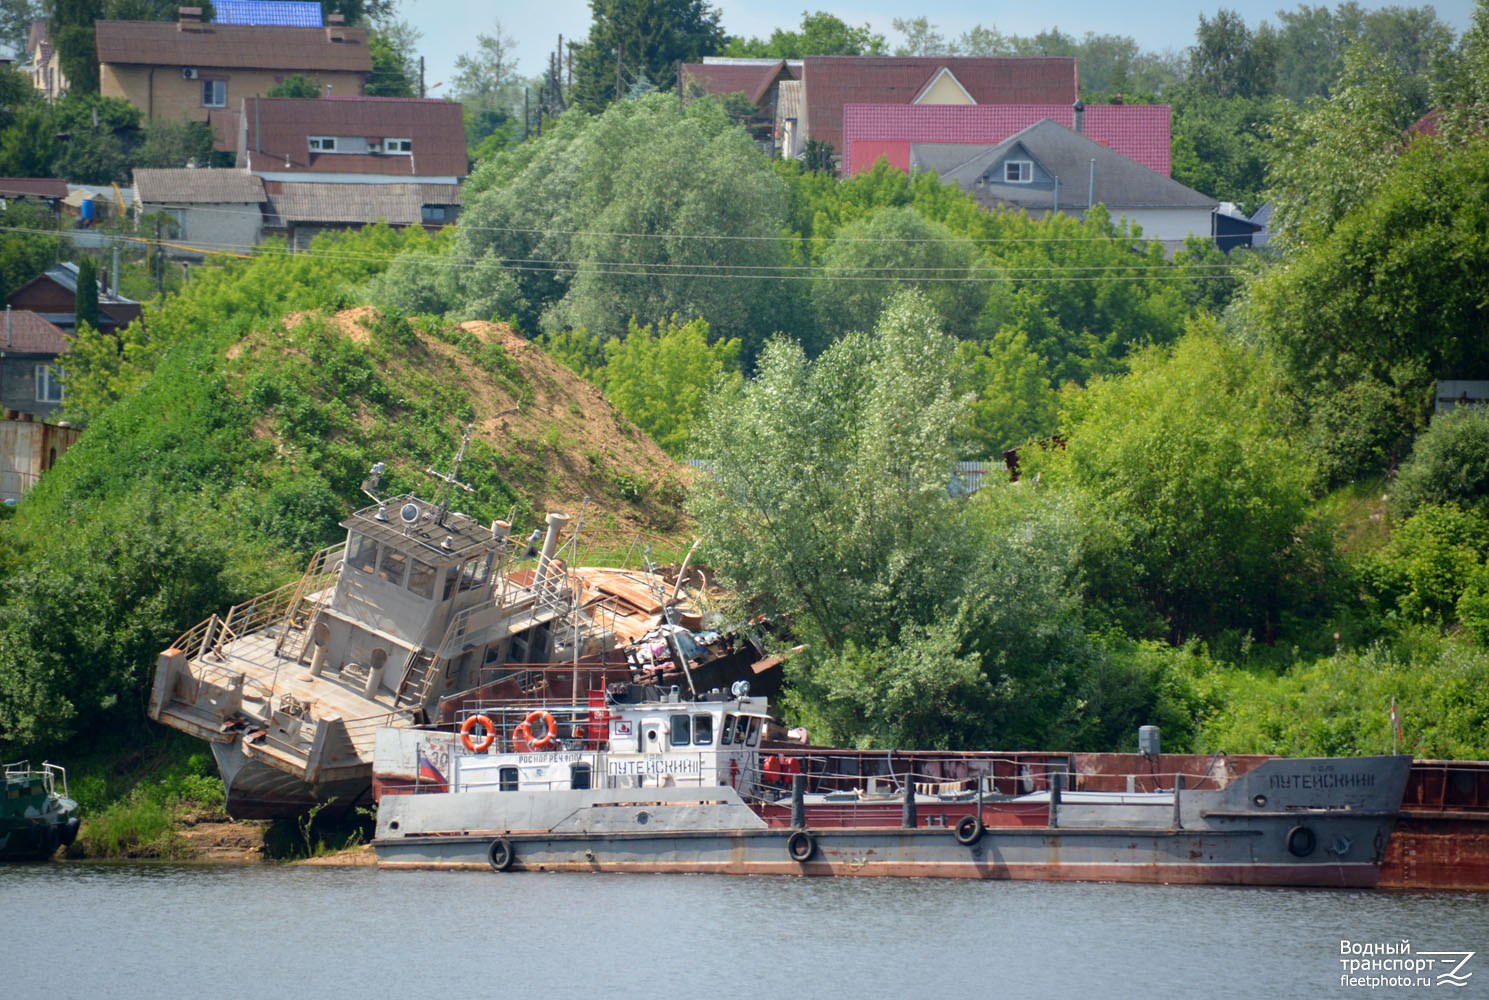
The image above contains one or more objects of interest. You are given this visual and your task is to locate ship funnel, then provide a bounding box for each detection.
[534,512,569,591]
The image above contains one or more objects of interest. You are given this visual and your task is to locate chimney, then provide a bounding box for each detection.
[1072,99,1085,134]
[326,14,345,42]
[177,6,202,30]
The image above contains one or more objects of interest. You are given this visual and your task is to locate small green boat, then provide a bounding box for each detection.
[1,761,80,860]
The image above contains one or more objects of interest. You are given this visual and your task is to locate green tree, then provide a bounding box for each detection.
[132,118,214,167]
[1392,406,1489,519]
[366,31,415,96]
[0,201,61,301]
[723,10,885,58]
[74,256,100,330]
[450,93,797,361]
[267,74,322,98]
[1188,9,1278,100]
[1263,42,1416,249]
[1035,323,1317,641]
[957,330,1058,456]
[0,0,38,57]
[569,0,724,112]
[45,0,102,94]
[811,204,986,349]
[597,315,740,455]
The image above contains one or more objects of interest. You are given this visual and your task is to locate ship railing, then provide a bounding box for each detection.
[2,760,67,798]
[166,542,344,661]
[343,709,419,757]
[446,702,612,753]
[272,542,347,660]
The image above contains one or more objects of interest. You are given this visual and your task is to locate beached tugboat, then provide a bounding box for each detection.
[147,437,716,818]
[1,762,80,861]
[371,684,1413,887]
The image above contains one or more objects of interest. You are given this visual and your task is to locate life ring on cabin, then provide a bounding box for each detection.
[489,838,514,872]
[954,815,985,845]
[787,830,816,863]
[513,710,558,752]
[1286,824,1316,858]
[460,714,496,753]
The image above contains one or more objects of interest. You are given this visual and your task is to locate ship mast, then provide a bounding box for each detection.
[426,424,475,526]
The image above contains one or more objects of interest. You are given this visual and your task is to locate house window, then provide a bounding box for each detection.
[1004,159,1033,183]
[421,205,447,223]
[385,138,412,153]
[308,136,337,152]
[35,365,63,402]
[202,79,226,107]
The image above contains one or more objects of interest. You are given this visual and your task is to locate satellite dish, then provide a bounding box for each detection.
[399,502,420,524]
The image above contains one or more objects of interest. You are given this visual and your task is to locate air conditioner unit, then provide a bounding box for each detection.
[182,67,198,79]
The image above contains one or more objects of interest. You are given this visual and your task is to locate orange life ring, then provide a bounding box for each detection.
[460,714,496,753]
[513,709,557,752]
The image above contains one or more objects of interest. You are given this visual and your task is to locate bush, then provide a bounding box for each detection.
[1366,503,1489,625]
[1392,405,1489,518]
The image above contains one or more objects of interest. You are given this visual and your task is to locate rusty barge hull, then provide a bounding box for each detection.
[374,827,1388,887]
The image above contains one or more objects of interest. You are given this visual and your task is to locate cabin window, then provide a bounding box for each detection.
[347,533,379,575]
[498,766,518,791]
[731,715,749,745]
[458,553,491,592]
[669,714,690,747]
[377,547,409,587]
[721,713,735,745]
[745,717,762,747]
[407,558,437,599]
[570,763,592,790]
[693,714,713,746]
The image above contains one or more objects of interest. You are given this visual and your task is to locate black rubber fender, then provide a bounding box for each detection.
[61,816,80,847]
[488,837,515,872]
[954,815,985,845]
[787,830,815,862]
[1286,824,1316,858]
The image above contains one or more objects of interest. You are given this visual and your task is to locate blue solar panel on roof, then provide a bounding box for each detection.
[213,1,323,26]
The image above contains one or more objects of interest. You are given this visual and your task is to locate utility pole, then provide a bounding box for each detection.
[419,56,425,98]
[616,46,623,101]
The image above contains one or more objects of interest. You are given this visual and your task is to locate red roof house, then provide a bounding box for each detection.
[237,96,468,184]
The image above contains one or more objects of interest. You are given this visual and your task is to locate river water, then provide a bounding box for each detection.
[4,863,1488,998]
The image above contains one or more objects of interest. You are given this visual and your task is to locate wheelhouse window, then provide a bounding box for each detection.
[745,717,762,747]
[376,546,408,587]
[407,557,437,599]
[693,714,713,746]
[202,79,226,107]
[346,533,379,575]
[308,136,337,152]
[1004,159,1033,183]
[458,553,492,592]
[721,714,735,745]
[570,763,592,790]
[35,364,63,402]
[669,714,690,747]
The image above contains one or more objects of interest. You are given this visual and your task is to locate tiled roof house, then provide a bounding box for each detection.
[95,8,371,146]
[1,308,69,420]
[133,168,267,258]
[799,57,1078,167]
[842,103,1172,176]
[237,96,467,184]
[915,119,1216,250]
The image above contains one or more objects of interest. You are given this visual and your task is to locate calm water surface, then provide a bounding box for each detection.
[4,863,1488,998]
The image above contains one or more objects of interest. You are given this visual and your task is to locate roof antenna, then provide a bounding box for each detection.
[426,424,475,526]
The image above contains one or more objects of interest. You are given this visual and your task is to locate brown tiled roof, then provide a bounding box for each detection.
[2,310,68,355]
[265,182,460,225]
[241,97,467,178]
[134,168,264,203]
[0,177,68,199]
[94,19,371,73]
[682,60,798,107]
[801,56,1078,161]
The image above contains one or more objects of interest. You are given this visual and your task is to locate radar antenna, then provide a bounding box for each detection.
[427,424,476,526]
